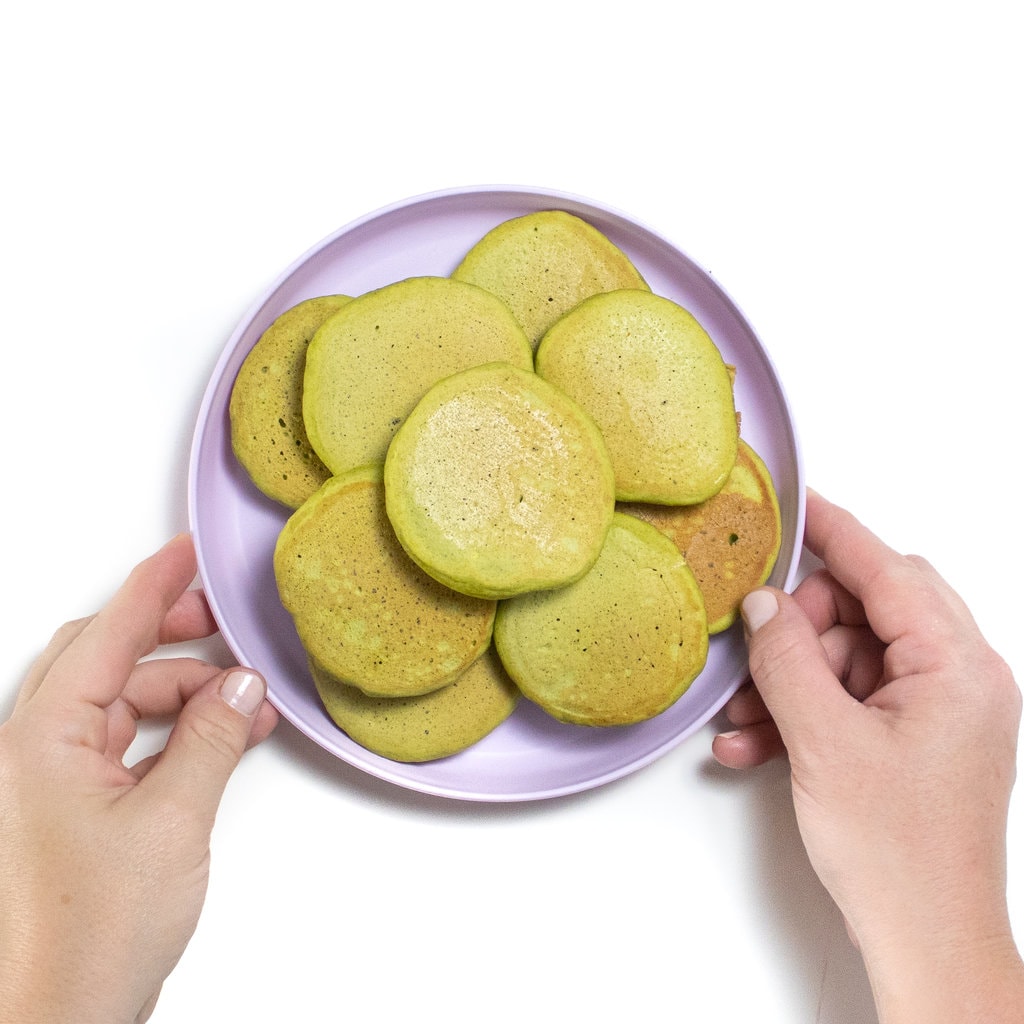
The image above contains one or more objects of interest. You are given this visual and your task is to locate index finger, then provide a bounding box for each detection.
[32,534,201,718]
[803,489,969,646]
[17,585,218,710]
[802,490,902,589]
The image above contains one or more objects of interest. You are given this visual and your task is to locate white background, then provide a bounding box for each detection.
[2,3,1020,1021]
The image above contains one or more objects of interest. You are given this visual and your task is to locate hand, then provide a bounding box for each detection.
[713,490,1024,1021]
[0,534,278,1024]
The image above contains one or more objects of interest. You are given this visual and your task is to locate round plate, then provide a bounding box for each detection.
[188,185,805,802]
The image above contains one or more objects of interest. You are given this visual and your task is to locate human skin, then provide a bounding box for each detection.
[2,503,1021,1023]
[0,534,279,1024]
[713,490,1024,1022]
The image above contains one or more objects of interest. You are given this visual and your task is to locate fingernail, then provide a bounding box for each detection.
[219,670,266,716]
[741,590,779,634]
[717,729,742,740]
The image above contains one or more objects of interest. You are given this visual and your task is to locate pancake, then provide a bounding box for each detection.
[302,276,533,476]
[452,210,650,349]
[493,512,708,726]
[309,645,520,762]
[535,289,738,505]
[619,440,782,633]
[384,361,616,600]
[229,294,352,508]
[274,465,496,698]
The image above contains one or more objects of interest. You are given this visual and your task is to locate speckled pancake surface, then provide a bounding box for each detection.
[310,646,520,762]
[619,440,782,633]
[229,294,352,508]
[302,276,533,476]
[494,513,708,727]
[384,362,616,600]
[535,289,738,505]
[274,466,496,698]
[452,210,650,349]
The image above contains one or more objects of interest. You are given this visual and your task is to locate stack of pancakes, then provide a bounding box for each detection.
[229,210,781,760]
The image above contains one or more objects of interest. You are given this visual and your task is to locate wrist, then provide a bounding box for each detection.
[857,910,1024,1023]
[0,938,129,1024]
[1,963,81,1024]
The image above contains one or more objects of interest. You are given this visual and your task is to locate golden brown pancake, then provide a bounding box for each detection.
[384,361,616,600]
[274,465,496,698]
[309,645,519,762]
[619,440,782,633]
[452,210,650,349]
[229,294,352,508]
[536,289,738,505]
[494,512,708,726]
[302,276,533,476]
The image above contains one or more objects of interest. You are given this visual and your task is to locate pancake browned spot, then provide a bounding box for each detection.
[619,440,782,633]
[229,294,352,508]
[452,210,649,350]
[274,466,496,698]
[309,645,519,762]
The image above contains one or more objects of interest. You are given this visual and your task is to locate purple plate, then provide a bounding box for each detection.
[188,185,805,802]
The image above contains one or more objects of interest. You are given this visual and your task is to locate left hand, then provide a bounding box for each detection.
[0,534,278,1024]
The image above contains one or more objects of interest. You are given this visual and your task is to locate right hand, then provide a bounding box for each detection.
[713,490,1024,1021]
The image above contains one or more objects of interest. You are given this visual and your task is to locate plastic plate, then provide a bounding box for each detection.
[188,185,805,802]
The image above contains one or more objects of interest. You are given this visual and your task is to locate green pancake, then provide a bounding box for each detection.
[619,439,782,633]
[384,361,616,600]
[302,276,533,476]
[274,465,496,698]
[452,210,650,349]
[494,512,708,726]
[535,289,738,505]
[229,294,352,508]
[310,645,520,762]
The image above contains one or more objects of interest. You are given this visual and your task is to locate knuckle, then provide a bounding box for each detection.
[49,615,94,645]
[182,705,246,763]
[748,622,806,682]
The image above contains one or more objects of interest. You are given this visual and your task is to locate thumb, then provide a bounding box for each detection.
[141,668,267,826]
[742,588,852,750]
